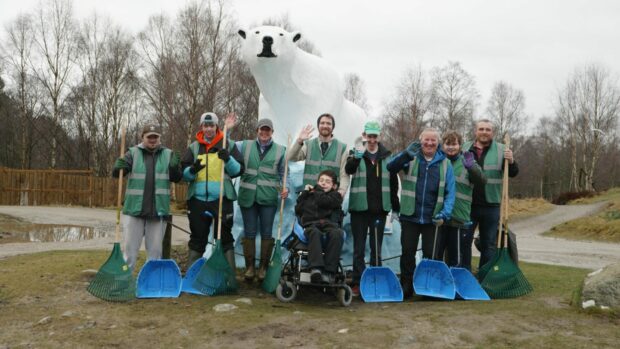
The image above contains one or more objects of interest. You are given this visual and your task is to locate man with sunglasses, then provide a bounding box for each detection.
[112,124,182,271]
[345,121,400,296]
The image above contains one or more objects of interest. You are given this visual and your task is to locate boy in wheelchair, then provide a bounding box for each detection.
[295,170,344,284]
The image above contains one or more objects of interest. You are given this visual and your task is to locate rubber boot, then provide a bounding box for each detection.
[225,249,236,272]
[258,238,275,281]
[187,249,202,269]
[242,238,256,281]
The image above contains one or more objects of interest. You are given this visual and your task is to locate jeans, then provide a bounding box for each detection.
[240,203,278,239]
[350,212,387,284]
[470,205,501,269]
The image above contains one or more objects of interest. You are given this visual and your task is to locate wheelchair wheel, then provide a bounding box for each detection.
[276,281,297,303]
[337,285,353,307]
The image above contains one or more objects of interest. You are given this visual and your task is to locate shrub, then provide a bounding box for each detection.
[552,190,597,205]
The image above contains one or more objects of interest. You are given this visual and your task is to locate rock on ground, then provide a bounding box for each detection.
[581,262,620,309]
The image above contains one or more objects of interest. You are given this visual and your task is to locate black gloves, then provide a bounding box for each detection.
[189,159,205,174]
[217,149,230,162]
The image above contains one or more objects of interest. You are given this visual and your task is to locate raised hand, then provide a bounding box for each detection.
[224,112,237,130]
[297,124,315,144]
[462,151,475,169]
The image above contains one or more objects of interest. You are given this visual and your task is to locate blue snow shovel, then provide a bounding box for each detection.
[450,227,490,301]
[136,259,182,298]
[181,257,206,295]
[413,224,456,300]
[136,219,183,298]
[360,220,403,302]
[181,240,215,295]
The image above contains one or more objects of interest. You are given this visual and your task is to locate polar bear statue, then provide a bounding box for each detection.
[238,26,367,145]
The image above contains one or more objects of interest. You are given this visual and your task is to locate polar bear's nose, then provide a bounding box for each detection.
[262,36,274,45]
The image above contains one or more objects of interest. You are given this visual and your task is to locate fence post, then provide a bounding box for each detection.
[89,170,94,208]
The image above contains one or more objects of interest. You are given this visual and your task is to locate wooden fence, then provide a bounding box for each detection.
[0,167,188,207]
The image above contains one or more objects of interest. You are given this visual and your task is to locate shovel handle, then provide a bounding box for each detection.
[276,134,291,240]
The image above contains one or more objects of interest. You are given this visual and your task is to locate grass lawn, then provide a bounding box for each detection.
[0,248,618,349]
[545,188,620,243]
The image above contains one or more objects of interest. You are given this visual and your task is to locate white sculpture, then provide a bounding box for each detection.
[238,25,367,145]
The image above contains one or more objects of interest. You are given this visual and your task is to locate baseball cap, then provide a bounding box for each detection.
[257,118,273,130]
[200,112,218,125]
[141,124,161,137]
[364,120,381,135]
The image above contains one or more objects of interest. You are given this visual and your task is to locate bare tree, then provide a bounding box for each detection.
[4,13,42,168]
[343,72,370,113]
[98,27,139,173]
[554,63,620,191]
[31,0,78,168]
[428,61,479,136]
[136,13,179,139]
[486,81,528,140]
[381,65,430,151]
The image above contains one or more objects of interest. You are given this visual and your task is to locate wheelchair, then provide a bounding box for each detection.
[276,217,353,307]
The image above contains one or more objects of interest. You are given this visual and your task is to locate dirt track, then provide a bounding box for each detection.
[1,203,619,270]
[507,201,619,270]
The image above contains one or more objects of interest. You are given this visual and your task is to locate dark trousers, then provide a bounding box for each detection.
[470,205,501,269]
[350,212,387,284]
[400,221,437,282]
[437,225,471,268]
[187,197,234,253]
[460,228,474,271]
[304,221,343,273]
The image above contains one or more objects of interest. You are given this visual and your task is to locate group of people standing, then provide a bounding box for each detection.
[113,111,517,299]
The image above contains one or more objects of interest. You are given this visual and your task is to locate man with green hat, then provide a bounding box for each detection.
[344,120,400,296]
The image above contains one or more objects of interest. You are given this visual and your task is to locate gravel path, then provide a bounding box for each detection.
[1,203,619,270]
[506,201,619,270]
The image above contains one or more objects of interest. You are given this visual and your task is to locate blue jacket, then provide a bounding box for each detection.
[387,147,455,224]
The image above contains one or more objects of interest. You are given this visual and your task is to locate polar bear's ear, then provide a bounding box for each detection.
[292,32,302,43]
[238,29,246,39]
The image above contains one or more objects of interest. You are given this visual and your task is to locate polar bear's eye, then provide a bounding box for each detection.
[279,33,284,36]
[255,31,260,34]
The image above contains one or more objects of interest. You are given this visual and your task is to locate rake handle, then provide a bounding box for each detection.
[115,128,126,243]
[497,134,511,249]
[216,123,228,241]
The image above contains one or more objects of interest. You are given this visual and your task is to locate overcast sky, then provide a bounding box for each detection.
[2,0,619,128]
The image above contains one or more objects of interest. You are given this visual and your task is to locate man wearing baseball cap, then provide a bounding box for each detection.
[112,124,182,271]
[181,112,245,270]
[345,120,400,296]
[233,118,288,282]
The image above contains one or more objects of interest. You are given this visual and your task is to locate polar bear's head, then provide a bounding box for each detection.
[238,26,301,66]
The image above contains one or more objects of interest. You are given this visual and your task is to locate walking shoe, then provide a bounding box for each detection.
[310,268,323,284]
[351,285,360,297]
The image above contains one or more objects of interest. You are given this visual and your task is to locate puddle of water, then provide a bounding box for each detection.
[0,214,108,243]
